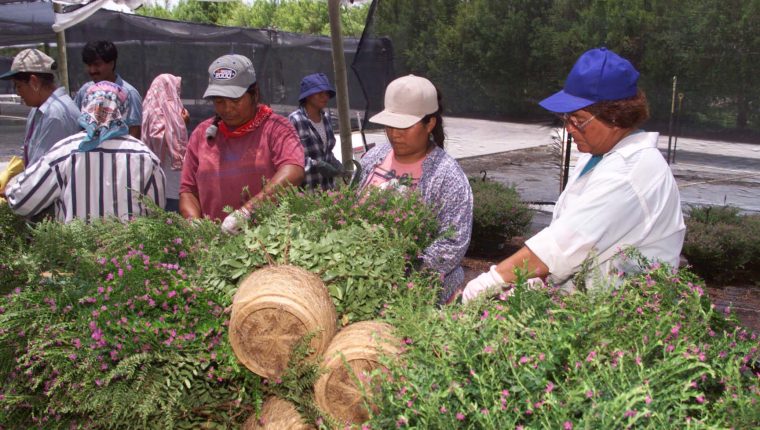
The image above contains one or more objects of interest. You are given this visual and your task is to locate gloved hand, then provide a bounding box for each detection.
[462,265,507,303]
[220,207,251,235]
[312,160,343,178]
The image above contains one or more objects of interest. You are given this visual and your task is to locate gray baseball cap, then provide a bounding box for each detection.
[203,54,256,99]
[0,48,56,80]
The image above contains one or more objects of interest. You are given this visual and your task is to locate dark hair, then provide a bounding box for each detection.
[585,90,650,129]
[421,85,445,149]
[11,72,56,87]
[82,41,118,66]
[246,82,259,98]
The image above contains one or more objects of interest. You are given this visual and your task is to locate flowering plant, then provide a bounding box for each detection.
[368,263,760,428]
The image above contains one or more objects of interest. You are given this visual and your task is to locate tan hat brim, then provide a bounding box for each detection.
[369,110,422,129]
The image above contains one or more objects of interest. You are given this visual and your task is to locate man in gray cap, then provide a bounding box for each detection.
[179,54,305,234]
[1,48,80,166]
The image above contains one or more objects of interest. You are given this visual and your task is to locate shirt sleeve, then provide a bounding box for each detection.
[525,174,646,282]
[269,117,305,169]
[30,117,71,164]
[125,89,143,127]
[144,157,166,211]
[420,163,473,281]
[5,157,60,217]
[73,87,85,109]
[179,127,202,195]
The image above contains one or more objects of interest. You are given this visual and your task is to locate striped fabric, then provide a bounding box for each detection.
[5,131,165,223]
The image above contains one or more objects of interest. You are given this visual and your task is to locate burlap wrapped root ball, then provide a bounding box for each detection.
[243,396,314,430]
[314,321,401,425]
[230,265,337,379]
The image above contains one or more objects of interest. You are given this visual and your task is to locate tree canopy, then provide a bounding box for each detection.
[139,0,759,133]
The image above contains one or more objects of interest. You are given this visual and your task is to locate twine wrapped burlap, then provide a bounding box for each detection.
[243,397,314,430]
[230,265,337,379]
[314,321,400,425]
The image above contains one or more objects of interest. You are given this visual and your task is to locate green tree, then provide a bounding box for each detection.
[171,0,238,25]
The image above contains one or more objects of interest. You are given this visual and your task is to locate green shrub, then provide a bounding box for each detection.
[687,205,742,225]
[0,186,442,428]
[468,178,532,253]
[683,205,760,282]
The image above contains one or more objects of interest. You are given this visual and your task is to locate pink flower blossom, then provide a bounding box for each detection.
[563,421,573,430]
[439,406,447,413]
[545,382,554,393]
[455,412,465,421]
[483,345,494,354]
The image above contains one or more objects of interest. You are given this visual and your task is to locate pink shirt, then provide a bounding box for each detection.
[366,150,424,190]
[180,114,304,220]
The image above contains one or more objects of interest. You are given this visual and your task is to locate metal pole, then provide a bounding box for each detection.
[666,75,676,164]
[561,130,572,192]
[672,93,684,164]
[328,0,354,169]
[53,3,70,93]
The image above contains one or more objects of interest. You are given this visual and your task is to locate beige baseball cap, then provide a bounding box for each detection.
[0,48,56,80]
[369,74,438,129]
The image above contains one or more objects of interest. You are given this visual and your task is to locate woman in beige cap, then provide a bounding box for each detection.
[357,75,473,304]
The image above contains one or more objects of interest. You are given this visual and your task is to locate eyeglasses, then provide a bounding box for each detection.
[558,114,596,131]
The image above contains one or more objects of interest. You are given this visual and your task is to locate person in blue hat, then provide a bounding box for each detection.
[288,73,343,190]
[462,47,685,302]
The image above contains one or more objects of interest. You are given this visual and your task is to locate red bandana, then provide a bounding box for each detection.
[217,104,273,139]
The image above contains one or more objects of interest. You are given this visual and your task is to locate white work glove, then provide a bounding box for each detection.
[462,265,507,304]
[220,207,251,235]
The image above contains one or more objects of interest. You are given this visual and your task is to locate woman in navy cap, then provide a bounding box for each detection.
[288,73,343,190]
[463,47,685,302]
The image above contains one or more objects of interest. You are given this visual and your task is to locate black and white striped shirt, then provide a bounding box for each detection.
[6,132,165,223]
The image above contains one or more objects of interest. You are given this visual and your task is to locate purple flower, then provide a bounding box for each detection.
[545,382,554,393]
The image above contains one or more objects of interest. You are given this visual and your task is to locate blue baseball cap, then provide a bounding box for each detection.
[539,47,640,114]
[298,73,336,103]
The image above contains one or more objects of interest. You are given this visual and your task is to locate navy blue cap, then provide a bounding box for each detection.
[539,47,639,113]
[298,73,336,103]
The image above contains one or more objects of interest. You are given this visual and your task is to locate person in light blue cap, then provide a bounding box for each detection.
[288,72,343,190]
[462,47,685,302]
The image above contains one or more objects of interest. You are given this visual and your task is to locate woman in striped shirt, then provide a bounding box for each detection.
[3,81,165,223]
